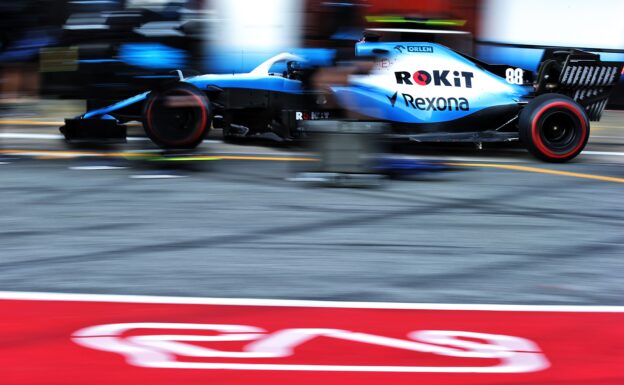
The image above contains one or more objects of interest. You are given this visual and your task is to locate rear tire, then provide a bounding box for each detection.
[143,83,211,149]
[518,94,589,162]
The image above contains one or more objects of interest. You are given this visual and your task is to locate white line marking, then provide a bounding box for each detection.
[1,133,622,159]
[398,155,522,163]
[583,151,624,156]
[0,132,221,143]
[0,133,63,140]
[69,166,128,170]
[189,152,523,164]
[130,174,187,179]
[590,135,624,139]
[0,291,621,312]
[105,362,542,373]
[0,132,149,142]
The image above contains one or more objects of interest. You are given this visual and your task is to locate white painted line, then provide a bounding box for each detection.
[0,133,63,140]
[69,166,128,170]
[0,162,9,165]
[89,361,540,373]
[0,291,621,313]
[199,152,523,164]
[286,177,330,182]
[0,132,221,143]
[130,174,187,179]
[0,135,621,161]
[0,132,149,142]
[583,151,624,156]
[127,137,152,142]
[398,155,522,163]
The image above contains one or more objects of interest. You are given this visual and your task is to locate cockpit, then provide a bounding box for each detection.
[251,53,309,81]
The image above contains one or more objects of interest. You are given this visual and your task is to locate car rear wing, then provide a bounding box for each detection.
[536,49,623,121]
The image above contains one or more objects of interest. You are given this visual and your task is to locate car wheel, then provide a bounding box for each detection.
[143,83,211,149]
[518,93,589,162]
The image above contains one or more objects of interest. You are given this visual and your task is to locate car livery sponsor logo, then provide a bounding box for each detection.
[394,45,434,54]
[387,91,399,107]
[375,57,396,71]
[296,111,330,121]
[399,94,470,111]
[72,322,548,373]
[395,70,474,88]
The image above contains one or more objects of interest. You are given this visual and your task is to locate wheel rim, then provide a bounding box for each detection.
[531,102,587,159]
[147,89,207,146]
[540,110,577,150]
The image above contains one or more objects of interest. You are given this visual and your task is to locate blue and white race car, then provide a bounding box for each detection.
[61,39,623,162]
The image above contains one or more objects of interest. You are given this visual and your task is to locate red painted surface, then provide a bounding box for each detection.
[2,295,622,385]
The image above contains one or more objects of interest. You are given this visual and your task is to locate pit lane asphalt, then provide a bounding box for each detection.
[0,109,623,305]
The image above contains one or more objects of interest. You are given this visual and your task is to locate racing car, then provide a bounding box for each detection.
[61,40,623,162]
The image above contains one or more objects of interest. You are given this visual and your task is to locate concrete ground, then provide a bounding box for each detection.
[0,104,623,305]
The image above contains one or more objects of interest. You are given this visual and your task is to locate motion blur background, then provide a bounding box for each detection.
[2,4,624,385]
[1,0,624,306]
[2,0,624,106]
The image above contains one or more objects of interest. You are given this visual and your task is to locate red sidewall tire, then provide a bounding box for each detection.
[143,83,210,149]
[519,94,589,163]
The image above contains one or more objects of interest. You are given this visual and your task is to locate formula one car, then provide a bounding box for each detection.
[61,40,623,162]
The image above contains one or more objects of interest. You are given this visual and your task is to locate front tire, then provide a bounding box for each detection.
[518,94,589,162]
[143,83,211,149]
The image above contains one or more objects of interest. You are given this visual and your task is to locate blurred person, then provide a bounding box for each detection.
[0,0,64,106]
[299,1,386,182]
[302,0,375,117]
[303,0,373,92]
